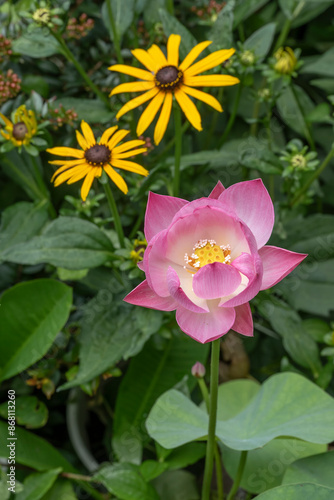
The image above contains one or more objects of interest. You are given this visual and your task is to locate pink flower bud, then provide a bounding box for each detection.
[191,362,206,378]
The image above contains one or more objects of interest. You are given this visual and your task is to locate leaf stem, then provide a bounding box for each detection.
[219,83,243,147]
[103,182,125,247]
[290,145,334,206]
[273,18,291,52]
[51,30,110,108]
[226,451,248,500]
[173,106,182,197]
[201,339,220,500]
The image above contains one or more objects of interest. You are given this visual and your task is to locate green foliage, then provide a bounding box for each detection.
[0,279,72,381]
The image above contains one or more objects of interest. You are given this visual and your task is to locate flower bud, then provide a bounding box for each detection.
[191,361,206,378]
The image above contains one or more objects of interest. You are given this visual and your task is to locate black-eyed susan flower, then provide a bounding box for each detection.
[0,105,37,148]
[47,120,148,201]
[109,34,240,145]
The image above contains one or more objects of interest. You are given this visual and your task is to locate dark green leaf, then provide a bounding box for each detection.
[207,1,235,50]
[0,201,48,257]
[16,469,62,500]
[2,217,114,270]
[159,9,197,60]
[0,279,72,381]
[94,463,159,500]
[0,396,48,429]
[244,23,276,59]
[51,98,114,124]
[152,470,200,500]
[12,31,61,58]
[282,450,334,488]
[102,0,135,40]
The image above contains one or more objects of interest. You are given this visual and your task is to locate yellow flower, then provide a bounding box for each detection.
[109,34,239,145]
[274,47,297,75]
[47,120,148,201]
[0,105,37,146]
[130,238,147,263]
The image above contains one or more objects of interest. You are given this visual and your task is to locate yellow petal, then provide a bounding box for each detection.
[108,129,130,150]
[154,92,172,145]
[116,87,160,120]
[136,91,165,137]
[182,85,222,112]
[54,164,88,186]
[183,75,240,87]
[0,113,13,127]
[67,166,92,184]
[80,168,96,201]
[49,159,86,166]
[108,64,154,81]
[131,48,159,72]
[104,164,128,194]
[167,34,181,66]
[179,41,212,72]
[185,48,236,76]
[147,44,168,68]
[99,126,118,145]
[174,88,202,131]
[112,139,145,154]
[112,148,147,159]
[76,130,88,150]
[47,147,84,158]
[111,159,148,176]
[110,81,155,96]
[81,121,96,148]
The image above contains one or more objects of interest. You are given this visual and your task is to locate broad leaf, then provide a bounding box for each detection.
[0,396,48,429]
[2,217,114,270]
[222,440,325,494]
[0,421,75,472]
[146,372,334,450]
[0,201,48,257]
[94,463,159,500]
[159,9,197,60]
[40,480,76,500]
[233,0,270,27]
[16,469,62,500]
[244,23,276,60]
[152,470,200,500]
[12,31,60,58]
[0,279,72,381]
[207,1,235,50]
[276,85,314,137]
[254,483,334,499]
[102,0,135,40]
[282,450,334,488]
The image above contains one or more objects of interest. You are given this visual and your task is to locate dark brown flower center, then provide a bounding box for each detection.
[84,144,111,166]
[13,122,28,140]
[155,65,183,90]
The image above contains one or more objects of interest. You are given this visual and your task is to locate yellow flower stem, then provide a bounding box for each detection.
[154,122,190,164]
[226,451,248,500]
[273,17,292,53]
[201,338,220,500]
[51,30,110,108]
[173,105,182,197]
[218,83,243,147]
[290,145,334,206]
[198,377,224,500]
[103,181,125,247]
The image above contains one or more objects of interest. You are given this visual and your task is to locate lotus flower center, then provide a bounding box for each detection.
[84,144,111,166]
[13,122,28,140]
[184,239,231,273]
[155,65,183,89]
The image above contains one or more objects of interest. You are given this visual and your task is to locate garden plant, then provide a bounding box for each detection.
[1,1,334,499]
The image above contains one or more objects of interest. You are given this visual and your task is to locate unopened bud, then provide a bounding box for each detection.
[191,361,206,378]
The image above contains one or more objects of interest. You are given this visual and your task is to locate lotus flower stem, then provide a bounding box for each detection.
[103,182,125,247]
[198,376,224,499]
[201,338,220,500]
[226,450,248,500]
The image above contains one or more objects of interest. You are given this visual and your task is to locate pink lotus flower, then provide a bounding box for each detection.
[124,180,306,343]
